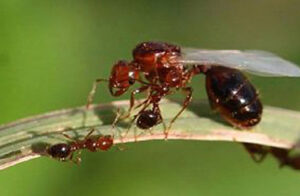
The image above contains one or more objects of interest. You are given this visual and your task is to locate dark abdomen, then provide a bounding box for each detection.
[205,66,262,128]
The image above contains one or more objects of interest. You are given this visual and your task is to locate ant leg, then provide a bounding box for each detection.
[165,87,193,138]
[61,132,76,142]
[111,86,150,132]
[111,108,123,140]
[53,126,75,141]
[243,143,268,163]
[125,78,152,114]
[67,152,80,165]
[132,79,160,111]
[68,153,74,163]
[74,157,82,165]
[112,108,122,130]
[108,109,128,151]
[154,103,166,130]
[86,78,109,109]
[60,127,95,143]
[134,99,149,110]
[71,151,82,165]
[270,147,290,168]
[84,128,96,140]
[249,151,268,163]
[123,86,149,119]
[123,101,152,139]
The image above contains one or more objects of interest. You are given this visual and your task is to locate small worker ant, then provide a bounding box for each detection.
[47,128,113,163]
[242,143,300,170]
[87,41,300,137]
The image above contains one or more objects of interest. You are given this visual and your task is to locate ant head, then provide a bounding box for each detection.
[136,109,162,129]
[109,60,139,96]
[47,143,72,160]
[97,135,114,151]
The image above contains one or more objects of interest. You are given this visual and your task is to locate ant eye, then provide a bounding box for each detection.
[128,69,138,85]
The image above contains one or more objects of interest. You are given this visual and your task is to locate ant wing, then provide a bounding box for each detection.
[180,48,300,77]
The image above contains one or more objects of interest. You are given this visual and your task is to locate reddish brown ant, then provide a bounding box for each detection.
[87,41,300,136]
[47,128,113,163]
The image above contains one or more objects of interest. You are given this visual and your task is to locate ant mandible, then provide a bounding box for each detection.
[47,128,113,163]
[87,41,300,137]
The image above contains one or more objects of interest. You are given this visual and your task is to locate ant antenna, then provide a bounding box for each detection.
[86,78,109,109]
[110,108,128,150]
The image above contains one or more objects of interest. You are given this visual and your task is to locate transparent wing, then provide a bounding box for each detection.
[180,48,300,77]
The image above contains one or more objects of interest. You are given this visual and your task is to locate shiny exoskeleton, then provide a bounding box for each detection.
[204,66,262,128]
[87,41,263,136]
[47,129,113,162]
[47,143,73,160]
[136,109,162,129]
[87,42,193,136]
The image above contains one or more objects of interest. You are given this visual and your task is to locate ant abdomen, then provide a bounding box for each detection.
[47,143,72,160]
[205,66,263,128]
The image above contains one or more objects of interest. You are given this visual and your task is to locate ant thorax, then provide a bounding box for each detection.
[132,42,185,88]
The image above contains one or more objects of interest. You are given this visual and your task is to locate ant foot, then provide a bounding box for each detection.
[163,130,169,140]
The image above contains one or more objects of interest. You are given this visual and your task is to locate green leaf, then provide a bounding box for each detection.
[0,99,299,170]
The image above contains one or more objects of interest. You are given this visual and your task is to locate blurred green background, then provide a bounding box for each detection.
[1,0,300,195]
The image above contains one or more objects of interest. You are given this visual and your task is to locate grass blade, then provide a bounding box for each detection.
[0,99,299,170]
